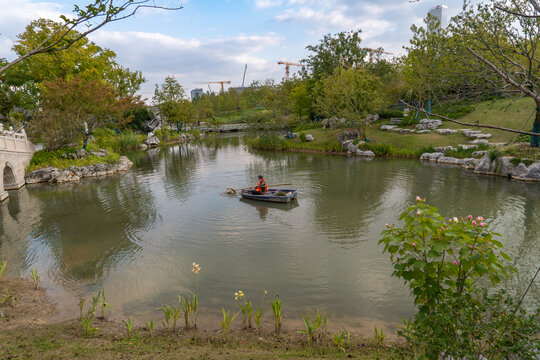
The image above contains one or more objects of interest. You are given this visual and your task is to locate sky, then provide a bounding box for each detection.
[0,0,470,100]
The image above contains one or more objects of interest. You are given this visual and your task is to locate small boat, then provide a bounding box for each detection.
[239,188,298,203]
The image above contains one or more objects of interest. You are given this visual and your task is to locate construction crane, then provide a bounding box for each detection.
[196,81,231,93]
[364,48,393,63]
[277,61,301,81]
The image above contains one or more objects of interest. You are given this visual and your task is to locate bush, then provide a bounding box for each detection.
[378,109,403,118]
[239,110,274,124]
[446,143,490,159]
[488,149,501,161]
[379,198,540,359]
[299,132,306,142]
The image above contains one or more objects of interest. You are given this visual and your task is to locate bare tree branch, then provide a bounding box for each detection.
[0,0,182,75]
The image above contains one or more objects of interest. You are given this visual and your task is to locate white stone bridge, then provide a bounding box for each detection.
[0,125,35,201]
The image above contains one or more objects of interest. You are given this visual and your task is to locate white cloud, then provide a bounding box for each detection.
[89,30,284,99]
[255,0,283,9]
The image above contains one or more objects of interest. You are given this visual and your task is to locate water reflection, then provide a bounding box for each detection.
[0,136,538,331]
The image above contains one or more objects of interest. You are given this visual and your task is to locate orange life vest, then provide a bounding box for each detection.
[255,178,268,193]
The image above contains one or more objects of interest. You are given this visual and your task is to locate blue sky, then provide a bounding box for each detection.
[0,0,470,100]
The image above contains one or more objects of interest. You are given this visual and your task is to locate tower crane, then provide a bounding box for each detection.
[364,48,393,63]
[196,81,231,93]
[277,61,301,81]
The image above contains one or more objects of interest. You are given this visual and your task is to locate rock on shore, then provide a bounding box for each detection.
[26,156,133,184]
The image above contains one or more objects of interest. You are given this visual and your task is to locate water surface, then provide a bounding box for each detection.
[1,136,538,333]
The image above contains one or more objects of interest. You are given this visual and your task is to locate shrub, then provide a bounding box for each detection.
[299,132,306,142]
[488,149,501,161]
[378,109,403,119]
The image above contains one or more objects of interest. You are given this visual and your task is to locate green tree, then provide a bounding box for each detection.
[315,67,384,138]
[153,76,194,127]
[289,82,311,120]
[0,0,182,76]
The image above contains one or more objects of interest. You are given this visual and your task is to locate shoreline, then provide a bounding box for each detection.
[0,277,409,359]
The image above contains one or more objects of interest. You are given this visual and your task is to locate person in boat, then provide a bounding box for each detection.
[252,175,268,195]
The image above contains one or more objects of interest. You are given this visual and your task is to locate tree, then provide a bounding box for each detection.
[289,82,311,120]
[452,0,540,146]
[0,0,182,75]
[153,76,193,127]
[315,67,385,138]
[30,77,143,149]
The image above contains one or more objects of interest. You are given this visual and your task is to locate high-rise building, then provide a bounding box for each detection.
[428,5,448,28]
[191,88,203,102]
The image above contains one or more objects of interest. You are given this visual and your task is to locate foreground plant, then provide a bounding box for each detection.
[373,327,385,346]
[271,296,282,333]
[30,269,40,290]
[122,318,135,338]
[0,259,7,282]
[332,328,351,353]
[99,289,114,319]
[297,308,327,346]
[254,289,267,331]
[80,316,98,337]
[145,320,155,337]
[235,290,253,329]
[158,304,172,330]
[380,197,538,358]
[220,307,239,341]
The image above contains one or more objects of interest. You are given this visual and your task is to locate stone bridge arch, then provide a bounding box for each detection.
[0,126,35,201]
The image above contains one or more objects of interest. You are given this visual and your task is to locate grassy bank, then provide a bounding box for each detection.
[0,277,409,360]
[26,150,122,172]
[247,98,540,160]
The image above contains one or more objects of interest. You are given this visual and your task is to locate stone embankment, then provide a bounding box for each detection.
[140,132,196,150]
[420,152,540,182]
[338,130,376,158]
[25,156,133,184]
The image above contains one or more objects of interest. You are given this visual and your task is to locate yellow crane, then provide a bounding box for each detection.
[277,61,301,81]
[196,81,232,93]
[364,48,393,63]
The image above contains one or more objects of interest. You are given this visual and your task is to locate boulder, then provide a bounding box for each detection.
[91,149,108,158]
[389,118,402,125]
[390,128,402,133]
[337,130,360,143]
[347,143,359,154]
[145,134,160,147]
[434,146,457,153]
[367,114,380,123]
[511,163,529,178]
[461,158,479,170]
[435,129,458,135]
[469,139,489,145]
[438,157,463,165]
[400,129,415,134]
[25,167,55,184]
[322,117,347,129]
[474,154,495,173]
[76,149,88,158]
[459,144,477,150]
[380,125,397,131]
[356,150,375,157]
[464,130,482,137]
[420,152,444,161]
[341,140,354,150]
[472,150,487,158]
[415,119,443,130]
[416,130,431,134]
[305,134,314,142]
[139,143,148,150]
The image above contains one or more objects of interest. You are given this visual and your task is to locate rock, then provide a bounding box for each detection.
[291,133,300,138]
[337,130,360,143]
[464,130,482,137]
[145,133,160,147]
[305,134,314,142]
[380,125,397,131]
[523,163,540,181]
[389,118,402,125]
[139,143,148,150]
[458,129,472,132]
[367,114,380,123]
[435,129,458,135]
[461,158,479,170]
[91,149,108,158]
[474,154,495,173]
[472,150,487,158]
[322,117,347,129]
[356,150,375,157]
[69,153,77,160]
[499,157,515,176]
[77,149,88,158]
[390,128,402,133]
[347,143,359,153]
[420,152,444,161]
[25,157,133,184]
[341,140,354,150]
[434,146,457,153]
[469,139,489,145]
[415,119,443,130]
[465,131,492,139]
[399,129,415,134]
[416,130,431,134]
[472,133,492,139]
[511,163,529,178]
[438,157,463,165]
[459,144,477,150]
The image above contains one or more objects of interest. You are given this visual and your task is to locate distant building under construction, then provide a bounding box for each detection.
[428,5,448,28]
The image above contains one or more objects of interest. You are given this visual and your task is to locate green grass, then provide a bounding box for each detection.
[27,150,121,172]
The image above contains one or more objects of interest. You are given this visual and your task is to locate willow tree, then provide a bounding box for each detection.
[453,0,540,146]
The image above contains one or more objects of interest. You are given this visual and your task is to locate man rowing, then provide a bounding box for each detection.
[252,175,268,195]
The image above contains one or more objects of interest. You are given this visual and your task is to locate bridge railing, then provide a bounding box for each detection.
[0,124,35,153]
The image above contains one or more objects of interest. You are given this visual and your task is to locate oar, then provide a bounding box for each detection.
[226,183,292,194]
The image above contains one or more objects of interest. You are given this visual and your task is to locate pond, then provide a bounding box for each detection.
[1,135,539,333]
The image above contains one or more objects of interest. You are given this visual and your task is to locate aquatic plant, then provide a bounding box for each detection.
[332,328,351,353]
[297,308,326,346]
[271,296,282,333]
[78,297,86,320]
[0,259,7,282]
[81,316,99,337]
[235,290,253,329]
[145,320,155,337]
[170,299,182,331]
[254,289,267,331]
[158,304,172,330]
[220,307,239,341]
[373,326,385,346]
[88,291,101,318]
[99,289,114,318]
[122,318,135,338]
[30,269,40,290]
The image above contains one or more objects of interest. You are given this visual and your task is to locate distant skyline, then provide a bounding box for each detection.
[0,0,473,100]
